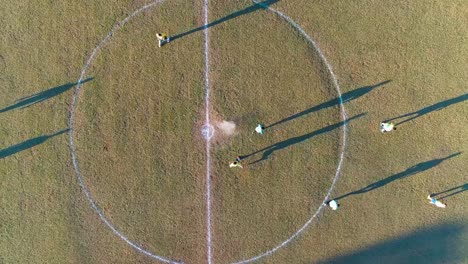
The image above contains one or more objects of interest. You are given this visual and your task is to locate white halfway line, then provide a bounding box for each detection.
[202,0,214,263]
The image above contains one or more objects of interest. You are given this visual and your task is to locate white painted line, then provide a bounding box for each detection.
[202,0,214,263]
[231,2,348,263]
[69,1,183,263]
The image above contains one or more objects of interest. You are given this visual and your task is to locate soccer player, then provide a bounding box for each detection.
[427,195,446,208]
[229,161,243,169]
[156,33,170,47]
[380,122,396,133]
[255,124,265,135]
[324,200,340,210]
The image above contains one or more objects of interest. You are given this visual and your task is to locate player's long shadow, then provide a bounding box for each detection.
[431,183,468,200]
[170,0,279,42]
[332,152,462,201]
[265,80,391,129]
[241,113,366,164]
[0,77,93,113]
[0,129,69,159]
[385,93,467,126]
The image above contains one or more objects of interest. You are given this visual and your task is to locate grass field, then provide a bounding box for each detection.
[1,0,467,263]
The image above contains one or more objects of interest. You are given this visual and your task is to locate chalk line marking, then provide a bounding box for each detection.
[230,2,349,264]
[202,124,214,140]
[202,0,214,263]
[69,1,183,263]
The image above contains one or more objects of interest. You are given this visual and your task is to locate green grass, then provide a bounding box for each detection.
[1,0,467,263]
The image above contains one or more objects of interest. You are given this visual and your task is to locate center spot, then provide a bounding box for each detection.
[202,124,214,140]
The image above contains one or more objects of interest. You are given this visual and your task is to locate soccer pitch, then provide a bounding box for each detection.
[1,0,467,263]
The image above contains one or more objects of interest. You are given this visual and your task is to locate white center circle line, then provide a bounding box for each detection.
[68,1,348,264]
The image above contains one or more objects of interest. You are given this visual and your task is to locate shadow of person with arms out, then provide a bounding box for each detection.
[332,152,462,201]
[265,80,391,129]
[240,113,366,164]
[385,93,467,126]
[0,77,93,113]
[431,183,468,200]
[0,129,69,159]
[170,0,279,42]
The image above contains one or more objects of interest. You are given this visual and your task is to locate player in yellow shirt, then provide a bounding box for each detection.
[229,161,243,169]
[229,156,243,169]
[156,33,170,47]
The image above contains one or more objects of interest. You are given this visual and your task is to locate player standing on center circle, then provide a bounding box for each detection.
[324,200,340,210]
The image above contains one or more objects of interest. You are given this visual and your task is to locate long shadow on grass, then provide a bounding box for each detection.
[317,222,466,264]
[0,129,69,159]
[431,183,468,200]
[241,113,366,165]
[265,80,391,129]
[385,93,467,126]
[0,77,93,113]
[331,152,462,201]
[170,0,279,42]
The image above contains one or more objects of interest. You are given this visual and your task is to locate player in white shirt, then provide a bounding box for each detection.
[324,200,340,210]
[380,122,396,133]
[427,195,446,208]
[255,124,265,135]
